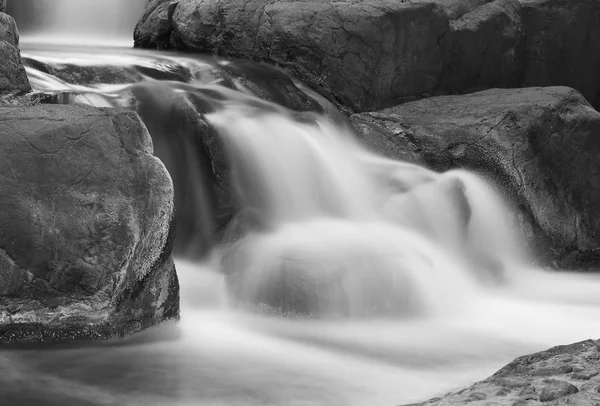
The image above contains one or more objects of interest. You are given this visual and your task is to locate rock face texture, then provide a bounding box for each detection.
[0,11,30,94]
[0,0,5,13]
[133,0,600,112]
[403,339,600,405]
[0,105,179,343]
[134,0,179,49]
[351,87,600,269]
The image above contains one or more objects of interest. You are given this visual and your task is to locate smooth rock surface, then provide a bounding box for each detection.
[0,12,29,94]
[0,105,179,343]
[134,0,600,112]
[351,87,600,268]
[403,339,600,405]
[521,0,600,109]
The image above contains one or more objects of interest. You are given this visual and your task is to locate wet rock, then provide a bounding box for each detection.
[134,0,178,49]
[0,105,179,343]
[128,81,233,258]
[400,339,599,405]
[521,0,600,110]
[135,0,600,112]
[351,87,600,269]
[539,380,578,402]
[0,12,30,94]
[135,0,525,111]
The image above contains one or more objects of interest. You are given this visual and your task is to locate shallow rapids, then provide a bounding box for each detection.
[2,42,600,406]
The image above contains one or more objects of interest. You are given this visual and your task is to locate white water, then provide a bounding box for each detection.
[4,44,600,406]
[9,0,147,46]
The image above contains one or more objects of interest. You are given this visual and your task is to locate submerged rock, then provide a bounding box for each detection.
[351,86,600,269]
[0,105,179,343]
[134,0,600,112]
[403,339,599,405]
[0,11,30,94]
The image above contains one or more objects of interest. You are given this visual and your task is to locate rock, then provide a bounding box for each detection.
[0,12,18,46]
[0,0,5,13]
[134,0,600,112]
[135,0,525,112]
[572,370,599,380]
[0,12,30,94]
[532,366,573,376]
[133,0,179,49]
[539,380,579,402]
[521,0,600,110]
[351,86,600,268]
[0,104,179,343]
[401,339,599,405]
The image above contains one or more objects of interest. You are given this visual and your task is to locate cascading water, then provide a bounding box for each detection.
[7,0,147,46]
[3,4,600,405]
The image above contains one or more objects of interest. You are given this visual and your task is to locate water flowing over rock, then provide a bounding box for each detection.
[0,11,30,94]
[351,86,600,270]
[0,104,179,343]
[403,339,600,405]
[134,0,600,112]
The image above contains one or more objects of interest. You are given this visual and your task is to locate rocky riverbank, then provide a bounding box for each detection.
[403,339,600,405]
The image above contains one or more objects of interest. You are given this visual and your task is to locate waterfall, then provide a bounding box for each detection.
[7,0,147,45]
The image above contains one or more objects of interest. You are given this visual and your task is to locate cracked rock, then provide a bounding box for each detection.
[0,105,179,343]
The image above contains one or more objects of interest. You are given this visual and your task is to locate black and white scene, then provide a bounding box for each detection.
[1,0,600,405]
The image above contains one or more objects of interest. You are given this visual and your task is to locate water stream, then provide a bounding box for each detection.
[2,3,600,405]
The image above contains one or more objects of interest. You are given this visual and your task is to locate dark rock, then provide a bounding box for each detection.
[521,0,600,110]
[0,12,29,94]
[128,81,234,258]
[134,0,600,112]
[0,104,179,343]
[135,0,525,111]
[220,59,324,113]
[0,0,5,13]
[134,0,179,49]
[539,380,579,402]
[0,12,18,46]
[351,86,600,268]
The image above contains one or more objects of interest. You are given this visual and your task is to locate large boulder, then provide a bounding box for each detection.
[521,0,600,110]
[403,339,599,405]
[0,12,30,94]
[351,87,600,269]
[134,0,600,113]
[0,105,179,343]
[133,0,179,49]
[136,0,524,112]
